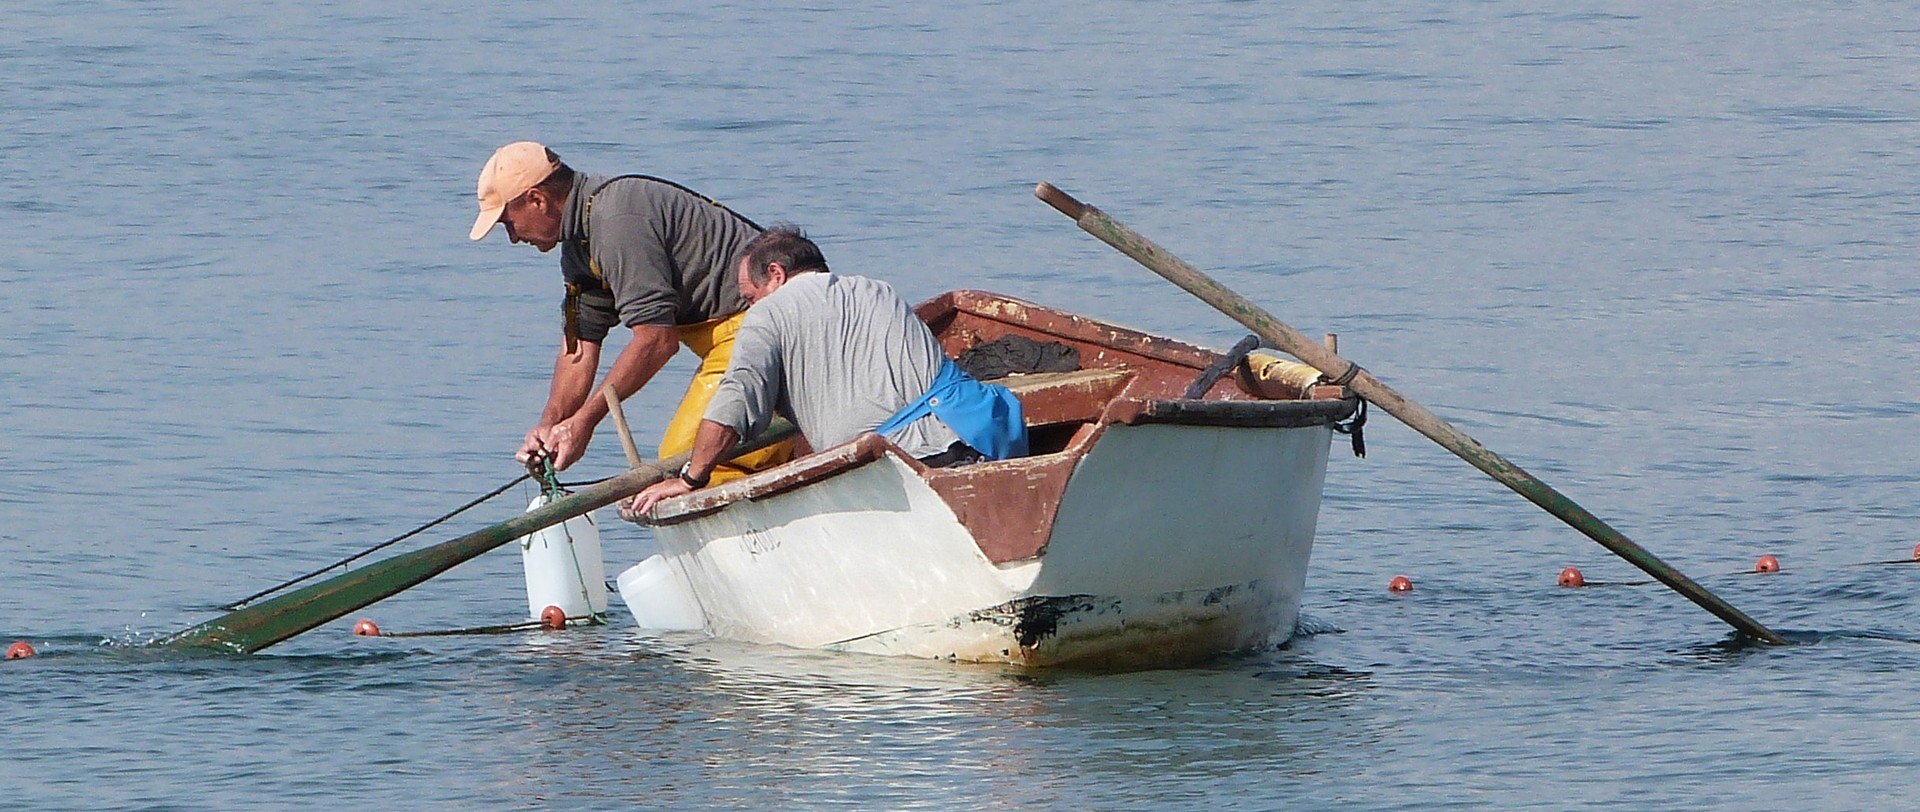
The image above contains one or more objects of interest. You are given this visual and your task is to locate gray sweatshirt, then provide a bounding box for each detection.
[558,173,760,340]
[703,272,960,458]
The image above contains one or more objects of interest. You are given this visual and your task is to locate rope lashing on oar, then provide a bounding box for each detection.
[1325,361,1363,387]
[219,472,532,611]
[1189,333,1367,456]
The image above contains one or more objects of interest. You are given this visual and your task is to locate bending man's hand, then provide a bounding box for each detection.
[517,420,595,471]
[517,425,555,465]
[542,420,595,471]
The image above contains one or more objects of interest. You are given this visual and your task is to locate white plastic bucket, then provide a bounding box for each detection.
[519,493,609,620]
[616,554,706,631]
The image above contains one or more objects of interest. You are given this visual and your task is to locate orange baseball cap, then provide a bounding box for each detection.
[470,141,561,240]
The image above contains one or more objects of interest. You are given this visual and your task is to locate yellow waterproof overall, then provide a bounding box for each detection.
[663,313,794,484]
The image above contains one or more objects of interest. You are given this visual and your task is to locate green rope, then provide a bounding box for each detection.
[538,457,564,498]
[220,473,531,610]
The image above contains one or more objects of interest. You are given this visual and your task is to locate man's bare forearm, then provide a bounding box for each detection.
[685,419,741,482]
[568,325,679,428]
[539,340,602,426]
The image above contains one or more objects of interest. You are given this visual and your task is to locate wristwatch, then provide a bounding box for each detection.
[679,461,711,490]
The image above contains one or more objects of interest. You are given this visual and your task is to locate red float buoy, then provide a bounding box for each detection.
[352,619,381,637]
[1911,542,1920,562]
[1558,566,1585,588]
[5,641,34,660]
[1387,575,1413,593]
[540,605,568,630]
[1754,554,1780,574]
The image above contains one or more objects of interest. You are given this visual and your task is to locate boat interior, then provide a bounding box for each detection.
[643,290,1357,562]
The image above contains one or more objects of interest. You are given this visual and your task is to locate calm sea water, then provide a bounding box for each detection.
[5,2,1920,809]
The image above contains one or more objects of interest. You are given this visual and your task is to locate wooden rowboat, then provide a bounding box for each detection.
[623,290,1357,669]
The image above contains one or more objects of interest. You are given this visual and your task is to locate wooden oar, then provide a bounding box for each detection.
[1034,181,1786,645]
[159,422,795,653]
[602,384,646,469]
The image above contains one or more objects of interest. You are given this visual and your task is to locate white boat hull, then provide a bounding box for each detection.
[640,421,1333,668]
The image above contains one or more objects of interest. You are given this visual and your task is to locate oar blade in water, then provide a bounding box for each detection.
[160,422,794,653]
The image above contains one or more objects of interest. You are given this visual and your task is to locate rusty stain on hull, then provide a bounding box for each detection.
[908,581,1286,670]
[925,455,1078,563]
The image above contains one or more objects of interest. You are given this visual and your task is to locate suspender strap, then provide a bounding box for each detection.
[563,283,582,356]
[582,174,764,252]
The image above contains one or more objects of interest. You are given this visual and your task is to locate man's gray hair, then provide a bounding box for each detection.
[739,225,829,285]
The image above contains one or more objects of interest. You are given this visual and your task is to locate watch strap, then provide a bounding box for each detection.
[678,461,711,490]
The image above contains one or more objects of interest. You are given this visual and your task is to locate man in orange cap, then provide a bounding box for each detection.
[470,141,790,479]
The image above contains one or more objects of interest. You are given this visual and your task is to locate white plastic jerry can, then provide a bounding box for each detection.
[616,554,706,631]
[519,493,609,621]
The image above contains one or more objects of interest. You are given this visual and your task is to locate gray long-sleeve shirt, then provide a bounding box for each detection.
[703,272,960,458]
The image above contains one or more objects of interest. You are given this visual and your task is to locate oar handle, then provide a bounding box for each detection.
[1035,181,1786,645]
[602,384,645,469]
[1035,182,1086,219]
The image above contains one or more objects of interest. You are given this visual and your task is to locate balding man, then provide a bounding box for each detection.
[470,141,790,479]
[626,227,1028,518]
